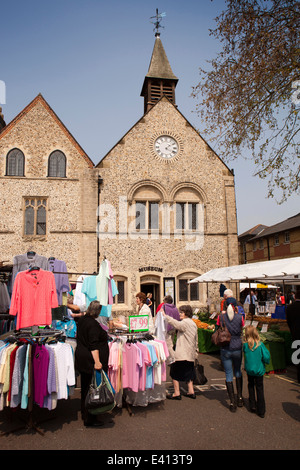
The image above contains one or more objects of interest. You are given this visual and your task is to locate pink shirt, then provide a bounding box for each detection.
[10,269,58,329]
[122,343,142,392]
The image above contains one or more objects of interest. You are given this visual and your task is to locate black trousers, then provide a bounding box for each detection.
[247,374,266,416]
[80,372,93,422]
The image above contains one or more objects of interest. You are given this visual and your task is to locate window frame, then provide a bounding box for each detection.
[23,197,48,237]
[6,148,25,177]
[178,275,200,302]
[135,200,160,232]
[48,150,67,178]
[175,202,199,232]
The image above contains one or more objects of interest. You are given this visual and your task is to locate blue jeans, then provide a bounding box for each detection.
[220,349,242,382]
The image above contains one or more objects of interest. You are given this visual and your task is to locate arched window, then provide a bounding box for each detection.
[132,185,163,232]
[173,187,202,232]
[6,148,25,176]
[48,150,66,177]
[177,272,200,302]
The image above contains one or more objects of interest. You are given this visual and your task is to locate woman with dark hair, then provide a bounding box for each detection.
[75,300,109,427]
[136,291,155,333]
[162,304,198,400]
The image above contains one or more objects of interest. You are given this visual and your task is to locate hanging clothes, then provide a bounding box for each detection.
[81,259,118,316]
[107,334,169,407]
[73,274,88,311]
[48,258,70,305]
[0,333,75,411]
[12,252,49,291]
[0,282,10,313]
[10,269,58,329]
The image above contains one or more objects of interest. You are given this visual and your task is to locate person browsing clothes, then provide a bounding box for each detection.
[162,304,198,400]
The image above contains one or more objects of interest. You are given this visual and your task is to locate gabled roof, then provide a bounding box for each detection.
[238,224,268,239]
[96,95,233,174]
[251,213,300,240]
[0,94,94,168]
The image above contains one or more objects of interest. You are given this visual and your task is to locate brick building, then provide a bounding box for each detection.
[0,32,239,315]
[238,213,300,264]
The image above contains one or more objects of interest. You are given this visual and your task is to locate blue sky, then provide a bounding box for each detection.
[1,0,299,234]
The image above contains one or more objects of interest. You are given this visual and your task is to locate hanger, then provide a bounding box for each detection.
[28,266,40,272]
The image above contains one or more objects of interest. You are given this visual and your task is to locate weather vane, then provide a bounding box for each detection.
[150,9,166,36]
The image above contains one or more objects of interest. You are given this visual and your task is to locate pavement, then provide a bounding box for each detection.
[0,351,299,452]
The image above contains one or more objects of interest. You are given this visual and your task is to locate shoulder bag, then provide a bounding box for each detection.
[85,370,116,415]
[211,313,231,347]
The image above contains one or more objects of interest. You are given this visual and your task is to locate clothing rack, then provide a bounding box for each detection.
[107,330,163,416]
[0,327,68,437]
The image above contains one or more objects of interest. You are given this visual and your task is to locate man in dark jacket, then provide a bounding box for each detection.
[286,286,300,383]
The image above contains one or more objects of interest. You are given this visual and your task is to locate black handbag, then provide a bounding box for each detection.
[85,370,115,415]
[194,358,208,385]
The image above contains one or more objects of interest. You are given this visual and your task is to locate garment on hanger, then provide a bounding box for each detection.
[0,282,10,313]
[81,259,118,316]
[12,252,49,290]
[48,258,70,305]
[10,269,58,329]
[107,334,169,407]
[73,274,88,311]
[0,332,75,411]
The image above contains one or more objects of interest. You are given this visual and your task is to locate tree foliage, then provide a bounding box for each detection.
[192,0,300,202]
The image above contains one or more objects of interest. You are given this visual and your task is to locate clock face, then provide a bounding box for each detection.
[154,135,179,159]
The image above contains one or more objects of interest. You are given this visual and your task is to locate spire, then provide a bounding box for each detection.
[141,11,178,114]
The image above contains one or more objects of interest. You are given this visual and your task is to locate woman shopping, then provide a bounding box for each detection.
[75,300,109,427]
[162,304,198,400]
[217,292,245,412]
[136,291,155,334]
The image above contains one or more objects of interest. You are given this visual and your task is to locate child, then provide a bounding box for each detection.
[243,325,270,418]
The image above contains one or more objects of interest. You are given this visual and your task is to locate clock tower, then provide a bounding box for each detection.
[96,19,239,315]
[140,32,178,114]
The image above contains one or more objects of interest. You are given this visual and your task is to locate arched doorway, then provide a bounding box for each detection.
[140,274,161,317]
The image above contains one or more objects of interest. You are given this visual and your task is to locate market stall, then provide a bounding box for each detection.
[189,257,300,371]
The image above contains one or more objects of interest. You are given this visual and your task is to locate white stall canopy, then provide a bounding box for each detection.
[239,282,278,291]
[189,257,300,284]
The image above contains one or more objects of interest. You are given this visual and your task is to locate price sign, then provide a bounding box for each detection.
[129,315,149,333]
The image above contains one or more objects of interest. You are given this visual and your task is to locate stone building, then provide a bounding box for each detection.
[0,94,98,274]
[96,33,239,314]
[0,32,239,316]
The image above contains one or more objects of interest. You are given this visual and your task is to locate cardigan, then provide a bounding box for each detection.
[164,315,198,362]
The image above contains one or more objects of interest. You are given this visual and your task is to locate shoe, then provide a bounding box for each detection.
[186,393,196,399]
[166,394,181,400]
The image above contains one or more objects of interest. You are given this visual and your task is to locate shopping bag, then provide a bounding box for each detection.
[85,370,116,415]
[193,358,207,385]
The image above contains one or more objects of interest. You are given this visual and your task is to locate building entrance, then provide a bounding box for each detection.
[140,282,160,316]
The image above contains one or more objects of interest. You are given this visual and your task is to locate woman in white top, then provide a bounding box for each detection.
[136,292,155,334]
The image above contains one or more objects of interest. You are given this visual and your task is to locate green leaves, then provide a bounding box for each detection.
[192,0,300,202]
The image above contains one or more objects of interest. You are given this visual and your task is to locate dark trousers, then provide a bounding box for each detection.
[80,372,93,421]
[247,374,266,416]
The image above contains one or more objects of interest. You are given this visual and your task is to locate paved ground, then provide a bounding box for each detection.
[0,352,299,452]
